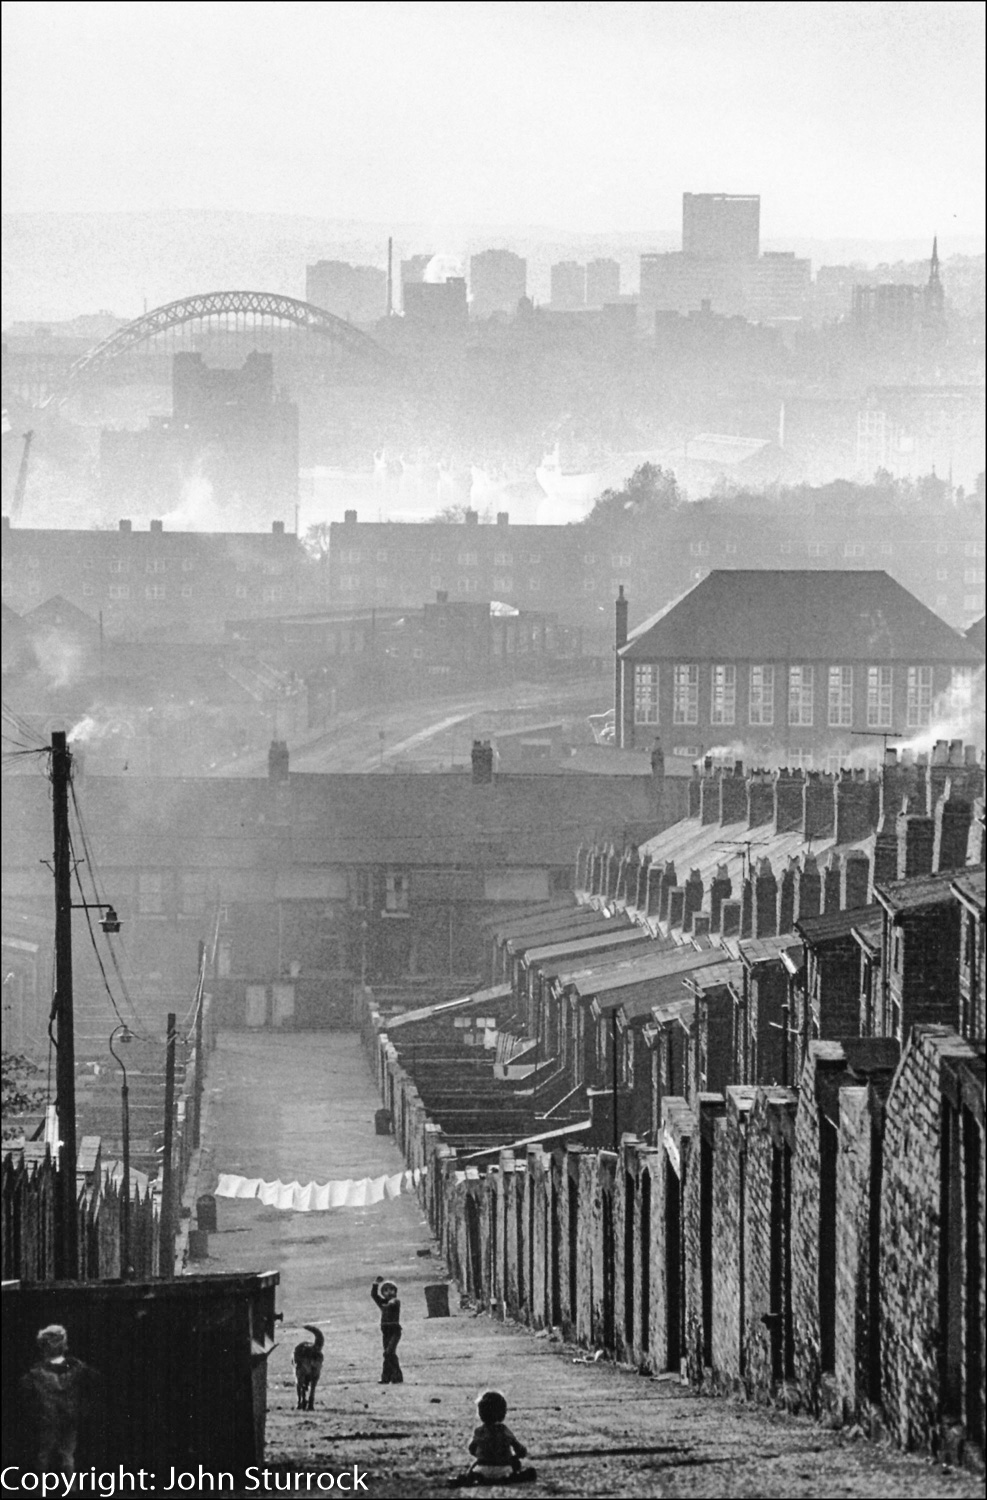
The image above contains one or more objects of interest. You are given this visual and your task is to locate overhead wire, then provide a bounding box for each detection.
[67,775,146,1031]
[68,832,137,1035]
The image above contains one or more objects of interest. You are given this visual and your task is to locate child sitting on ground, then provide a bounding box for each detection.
[452,1390,536,1486]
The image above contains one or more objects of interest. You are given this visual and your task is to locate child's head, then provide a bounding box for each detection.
[476,1390,508,1425]
[379,1280,398,1301]
[37,1325,68,1359]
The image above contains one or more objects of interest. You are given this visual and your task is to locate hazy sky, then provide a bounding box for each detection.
[3,0,984,239]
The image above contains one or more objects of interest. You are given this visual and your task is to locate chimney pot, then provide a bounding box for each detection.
[272,520,285,534]
[119,519,132,532]
[344,509,357,523]
[496,512,509,526]
[150,519,163,532]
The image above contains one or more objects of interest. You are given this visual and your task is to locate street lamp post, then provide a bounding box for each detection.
[109,1024,133,1280]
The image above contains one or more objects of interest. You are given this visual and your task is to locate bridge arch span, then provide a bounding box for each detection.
[44,289,392,407]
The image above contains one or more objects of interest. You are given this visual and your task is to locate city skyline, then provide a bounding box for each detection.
[2,1,984,243]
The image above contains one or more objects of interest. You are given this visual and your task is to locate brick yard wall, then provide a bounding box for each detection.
[357,980,985,1469]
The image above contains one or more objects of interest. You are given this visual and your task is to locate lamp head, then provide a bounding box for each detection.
[100,906,121,934]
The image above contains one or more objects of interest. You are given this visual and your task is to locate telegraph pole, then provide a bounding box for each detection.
[159,1012,177,1278]
[51,731,79,1279]
[192,940,205,1150]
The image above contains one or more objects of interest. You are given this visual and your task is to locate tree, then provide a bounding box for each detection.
[302,522,332,563]
[583,463,680,526]
[2,1052,47,1140]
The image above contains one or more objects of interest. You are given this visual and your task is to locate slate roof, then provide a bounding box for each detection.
[966,615,986,656]
[523,927,653,969]
[796,903,882,944]
[951,867,985,914]
[582,946,728,1008]
[620,571,983,663]
[637,813,873,908]
[506,909,626,955]
[737,934,804,967]
[875,868,979,914]
[4,769,660,873]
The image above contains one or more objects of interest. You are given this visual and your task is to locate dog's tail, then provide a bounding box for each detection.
[302,1324,325,1352]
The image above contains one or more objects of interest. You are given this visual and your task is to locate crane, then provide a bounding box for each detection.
[7,429,33,523]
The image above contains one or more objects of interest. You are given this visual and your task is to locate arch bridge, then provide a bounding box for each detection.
[42,289,393,408]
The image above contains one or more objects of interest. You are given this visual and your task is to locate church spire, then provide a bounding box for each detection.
[929,235,941,287]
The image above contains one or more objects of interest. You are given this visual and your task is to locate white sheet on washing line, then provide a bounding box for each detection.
[214,1167,425,1211]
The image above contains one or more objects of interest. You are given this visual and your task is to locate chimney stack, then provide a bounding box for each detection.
[471,739,494,785]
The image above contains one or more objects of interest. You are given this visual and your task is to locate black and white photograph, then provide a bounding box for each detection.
[1,2,984,1495]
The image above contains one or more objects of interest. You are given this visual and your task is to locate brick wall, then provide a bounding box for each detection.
[710,1087,755,1384]
[744,1087,798,1398]
[834,1084,880,1424]
[881,1026,984,1456]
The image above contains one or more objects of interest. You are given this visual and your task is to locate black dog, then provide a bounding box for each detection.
[292,1325,325,1410]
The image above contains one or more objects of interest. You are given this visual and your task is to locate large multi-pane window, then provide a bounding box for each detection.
[673,664,699,725]
[827,665,853,727]
[749,665,774,726]
[633,664,659,724]
[906,666,933,727]
[710,664,736,725]
[867,666,893,728]
[788,665,814,726]
[948,667,974,712]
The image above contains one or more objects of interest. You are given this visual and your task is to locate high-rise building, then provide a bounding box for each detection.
[585,258,621,307]
[744,251,811,321]
[469,249,527,318]
[682,193,760,261]
[550,261,587,310]
[305,261,387,324]
[402,278,469,336]
[639,252,745,315]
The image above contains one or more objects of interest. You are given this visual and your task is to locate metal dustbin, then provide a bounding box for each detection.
[374,1108,393,1136]
[188,1229,209,1261]
[424,1283,450,1318]
[196,1194,218,1233]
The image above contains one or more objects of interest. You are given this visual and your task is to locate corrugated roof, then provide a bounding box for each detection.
[620,571,983,664]
[581,946,729,1004]
[876,866,979,913]
[551,931,679,990]
[796,903,882,944]
[525,927,654,968]
[507,909,626,956]
[627,955,729,1022]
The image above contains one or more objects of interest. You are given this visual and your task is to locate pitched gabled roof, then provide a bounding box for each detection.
[620,571,983,663]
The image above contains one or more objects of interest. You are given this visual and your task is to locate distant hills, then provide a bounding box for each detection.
[3,210,984,325]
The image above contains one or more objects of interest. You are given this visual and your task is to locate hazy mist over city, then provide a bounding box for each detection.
[1,9,985,1494]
